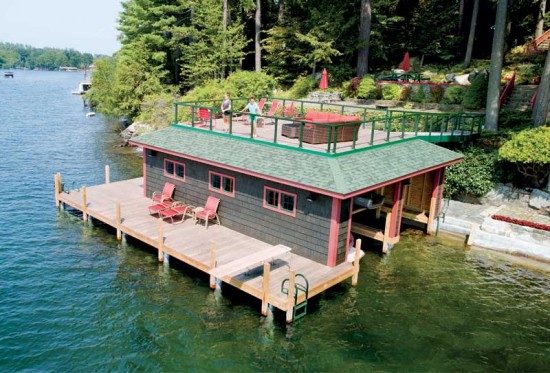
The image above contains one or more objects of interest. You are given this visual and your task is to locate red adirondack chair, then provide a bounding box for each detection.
[280,101,295,118]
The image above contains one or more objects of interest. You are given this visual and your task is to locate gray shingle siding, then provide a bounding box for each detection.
[146,151,332,264]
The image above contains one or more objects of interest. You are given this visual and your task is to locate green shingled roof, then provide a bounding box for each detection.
[131,125,462,196]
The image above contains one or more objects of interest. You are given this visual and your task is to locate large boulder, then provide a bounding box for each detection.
[120,122,153,146]
[529,189,550,211]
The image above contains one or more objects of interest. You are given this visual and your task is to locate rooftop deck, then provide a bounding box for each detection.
[175,98,484,155]
[55,176,360,322]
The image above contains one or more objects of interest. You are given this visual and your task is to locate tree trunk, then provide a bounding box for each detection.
[356,0,372,77]
[255,0,261,72]
[458,0,466,34]
[537,0,547,38]
[278,0,285,24]
[222,0,228,78]
[532,46,550,126]
[485,0,508,132]
[464,0,479,68]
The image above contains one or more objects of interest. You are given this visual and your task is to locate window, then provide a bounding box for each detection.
[263,186,297,217]
[164,159,185,181]
[209,171,235,197]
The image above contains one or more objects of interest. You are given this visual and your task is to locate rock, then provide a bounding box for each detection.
[307,91,342,102]
[481,183,530,206]
[529,189,550,210]
[120,122,153,146]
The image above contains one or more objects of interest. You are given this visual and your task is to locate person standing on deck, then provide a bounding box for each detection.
[221,93,231,132]
[243,96,260,137]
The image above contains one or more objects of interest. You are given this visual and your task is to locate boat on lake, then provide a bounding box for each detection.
[72,81,91,95]
[4,71,14,78]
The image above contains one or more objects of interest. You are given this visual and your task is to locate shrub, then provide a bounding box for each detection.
[429,85,445,103]
[136,92,177,130]
[225,70,278,99]
[462,72,488,110]
[498,127,550,188]
[498,109,533,130]
[286,76,317,99]
[442,85,465,104]
[382,84,401,100]
[444,146,501,199]
[411,85,426,103]
[357,75,377,99]
[400,85,412,101]
[345,76,362,98]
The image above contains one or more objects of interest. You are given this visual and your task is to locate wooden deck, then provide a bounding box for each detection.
[54,176,360,322]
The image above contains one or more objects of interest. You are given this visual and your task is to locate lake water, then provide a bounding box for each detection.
[1,70,549,372]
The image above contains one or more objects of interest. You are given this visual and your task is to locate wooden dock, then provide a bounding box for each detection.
[54,173,361,322]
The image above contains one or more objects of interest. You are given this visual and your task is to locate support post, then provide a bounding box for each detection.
[383,212,392,253]
[116,202,122,240]
[352,239,362,286]
[54,173,61,208]
[427,197,437,235]
[105,165,110,184]
[82,186,88,222]
[261,262,271,316]
[209,241,217,289]
[157,219,164,262]
[286,270,296,323]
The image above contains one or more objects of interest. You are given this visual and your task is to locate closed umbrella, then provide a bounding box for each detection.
[319,68,328,90]
[401,52,410,72]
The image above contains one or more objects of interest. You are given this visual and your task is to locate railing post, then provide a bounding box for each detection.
[261,262,271,316]
[174,103,178,124]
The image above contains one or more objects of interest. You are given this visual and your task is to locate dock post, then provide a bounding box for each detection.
[286,270,296,323]
[382,212,392,253]
[116,202,122,240]
[261,262,271,316]
[157,220,164,262]
[82,186,88,222]
[352,239,362,286]
[54,173,61,208]
[427,197,437,235]
[209,241,217,289]
[105,165,110,184]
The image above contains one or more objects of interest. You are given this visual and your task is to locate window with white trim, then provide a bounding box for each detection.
[209,171,235,197]
[164,159,185,181]
[263,186,297,217]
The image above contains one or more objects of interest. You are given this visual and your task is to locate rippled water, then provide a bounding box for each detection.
[1,70,549,372]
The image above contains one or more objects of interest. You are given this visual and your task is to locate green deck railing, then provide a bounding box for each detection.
[173,98,485,154]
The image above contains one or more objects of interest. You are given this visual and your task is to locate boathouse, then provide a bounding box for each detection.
[129,99,466,265]
[56,99,475,321]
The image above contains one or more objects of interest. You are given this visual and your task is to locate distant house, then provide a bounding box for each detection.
[129,103,463,266]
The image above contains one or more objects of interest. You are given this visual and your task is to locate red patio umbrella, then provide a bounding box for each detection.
[319,68,328,89]
[401,51,410,72]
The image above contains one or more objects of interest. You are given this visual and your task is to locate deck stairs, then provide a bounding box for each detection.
[501,85,538,111]
[281,274,309,321]
[526,29,550,54]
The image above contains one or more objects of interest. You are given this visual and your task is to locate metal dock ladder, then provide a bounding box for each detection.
[281,274,309,321]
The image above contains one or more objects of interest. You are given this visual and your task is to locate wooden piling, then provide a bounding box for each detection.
[382,212,392,253]
[105,165,110,184]
[82,186,88,222]
[116,202,122,240]
[261,262,271,316]
[427,197,437,235]
[209,241,217,289]
[157,219,164,262]
[352,239,362,286]
[286,270,296,323]
[54,173,61,208]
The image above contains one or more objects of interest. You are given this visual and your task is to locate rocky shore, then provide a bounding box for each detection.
[437,184,550,264]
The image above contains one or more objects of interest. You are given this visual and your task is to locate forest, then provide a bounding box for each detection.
[86,0,549,120]
[0,42,97,71]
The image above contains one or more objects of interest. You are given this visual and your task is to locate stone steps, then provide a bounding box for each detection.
[502,85,538,111]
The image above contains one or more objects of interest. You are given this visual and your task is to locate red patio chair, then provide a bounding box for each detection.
[159,202,194,224]
[148,200,173,216]
[152,182,175,204]
[190,107,212,126]
[258,97,266,112]
[194,196,220,228]
[280,101,295,118]
[264,99,279,125]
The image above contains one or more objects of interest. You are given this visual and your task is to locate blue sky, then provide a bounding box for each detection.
[0,0,122,55]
